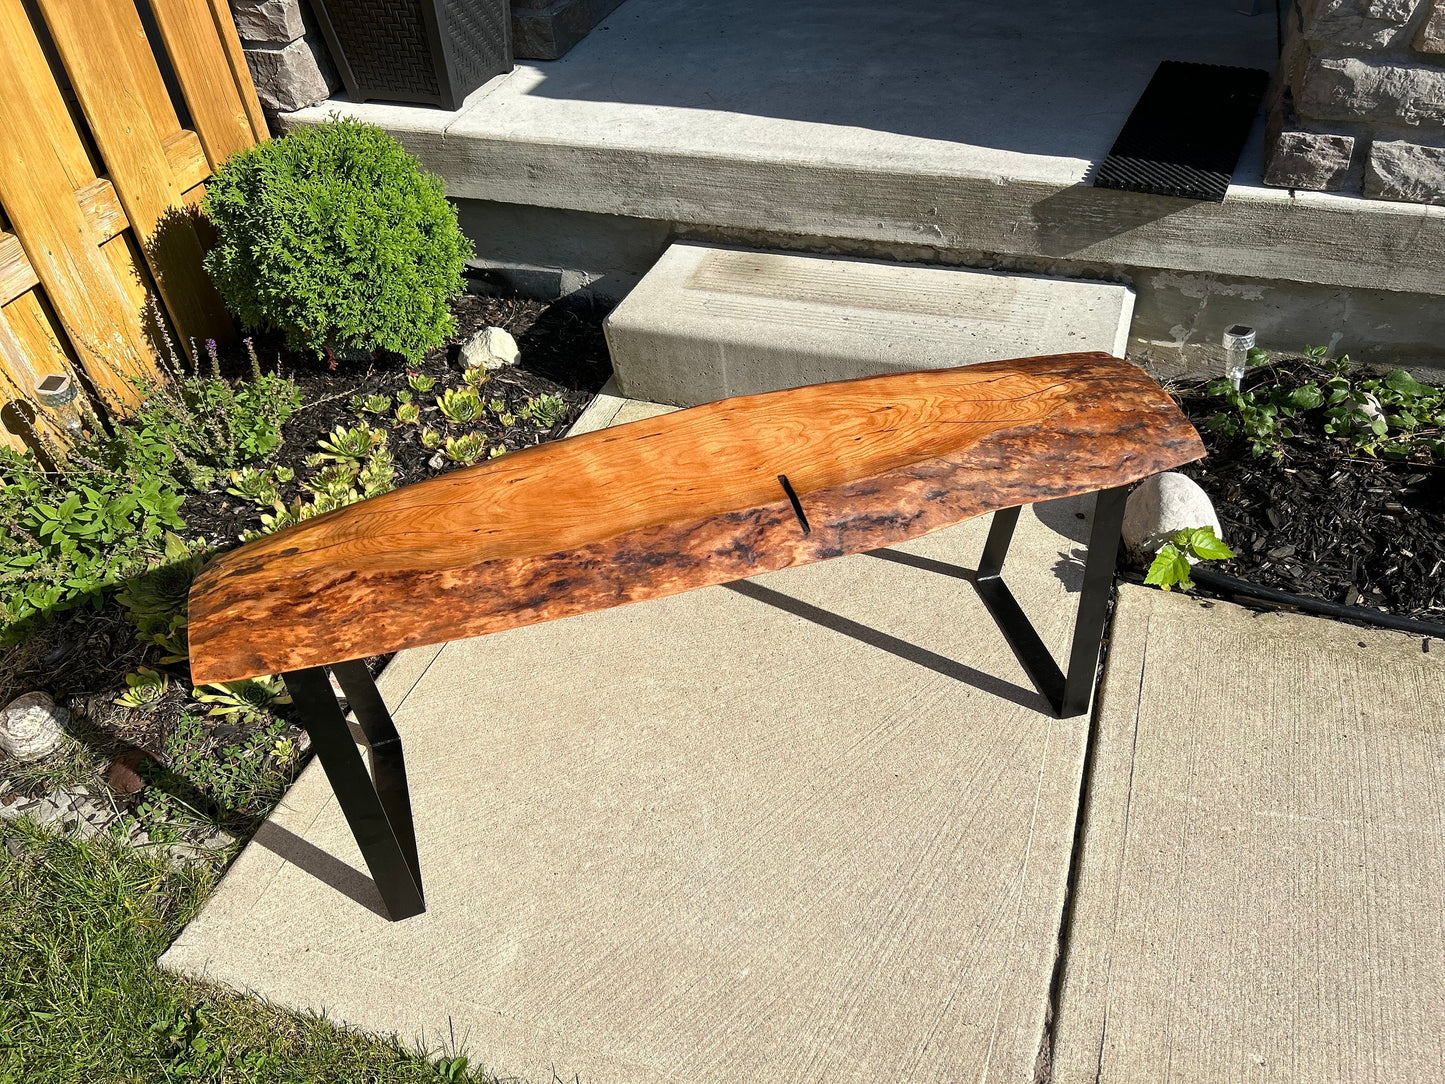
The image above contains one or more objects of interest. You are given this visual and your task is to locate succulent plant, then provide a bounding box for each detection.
[394,401,421,426]
[316,424,386,465]
[116,534,206,636]
[436,386,483,425]
[407,372,437,393]
[524,393,567,428]
[193,675,291,718]
[462,365,488,388]
[360,393,392,415]
[115,667,169,710]
[443,433,487,466]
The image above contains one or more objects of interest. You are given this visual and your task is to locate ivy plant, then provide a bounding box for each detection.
[1145,526,1236,592]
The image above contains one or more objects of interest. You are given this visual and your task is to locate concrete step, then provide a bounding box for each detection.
[603,243,1135,406]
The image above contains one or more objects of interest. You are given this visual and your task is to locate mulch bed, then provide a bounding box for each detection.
[1,292,614,815]
[1171,373,1445,624]
[184,293,613,548]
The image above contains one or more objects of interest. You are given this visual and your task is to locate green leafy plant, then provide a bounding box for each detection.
[461,365,488,388]
[420,428,443,450]
[0,448,186,639]
[124,328,303,487]
[407,372,436,393]
[1144,526,1236,592]
[115,668,170,710]
[394,401,421,426]
[360,393,392,415]
[202,117,474,362]
[1206,345,1445,462]
[192,676,291,719]
[443,433,487,466]
[436,386,483,425]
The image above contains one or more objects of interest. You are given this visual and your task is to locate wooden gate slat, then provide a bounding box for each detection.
[207,0,269,144]
[0,0,154,408]
[149,0,262,167]
[35,0,233,351]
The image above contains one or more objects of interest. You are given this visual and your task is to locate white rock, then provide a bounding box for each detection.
[0,692,67,761]
[1351,392,1385,431]
[1121,473,1224,560]
[459,326,520,371]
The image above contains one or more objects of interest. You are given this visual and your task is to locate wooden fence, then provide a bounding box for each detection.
[0,0,267,449]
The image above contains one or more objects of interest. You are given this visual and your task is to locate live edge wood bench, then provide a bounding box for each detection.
[188,352,1203,921]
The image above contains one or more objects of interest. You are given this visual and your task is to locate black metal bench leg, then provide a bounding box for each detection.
[282,665,426,921]
[974,486,1127,719]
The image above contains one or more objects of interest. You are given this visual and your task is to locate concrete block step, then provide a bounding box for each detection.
[603,243,1135,406]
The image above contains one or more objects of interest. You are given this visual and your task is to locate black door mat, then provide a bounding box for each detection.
[1093,60,1271,202]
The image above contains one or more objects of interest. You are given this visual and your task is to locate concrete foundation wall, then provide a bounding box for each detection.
[451,197,1445,381]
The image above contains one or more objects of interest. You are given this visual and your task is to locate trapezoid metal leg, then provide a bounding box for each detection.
[973,488,1127,719]
[1059,485,1127,719]
[282,665,426,921]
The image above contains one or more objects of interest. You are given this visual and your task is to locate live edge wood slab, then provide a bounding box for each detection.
[187,353,1204,686]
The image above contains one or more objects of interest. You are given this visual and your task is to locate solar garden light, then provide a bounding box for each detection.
[34,373,83,435]
[1222,325,1255,391]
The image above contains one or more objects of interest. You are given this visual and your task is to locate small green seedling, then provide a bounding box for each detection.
[1144,525,1235,592]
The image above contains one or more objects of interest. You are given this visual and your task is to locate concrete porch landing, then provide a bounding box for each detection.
[288,0,1445,313]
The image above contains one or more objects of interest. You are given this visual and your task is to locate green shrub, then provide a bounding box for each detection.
[202,118,474,362]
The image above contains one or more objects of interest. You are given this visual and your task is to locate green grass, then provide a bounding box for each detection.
[0,820,491,1084]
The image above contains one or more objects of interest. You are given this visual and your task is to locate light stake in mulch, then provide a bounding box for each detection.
[1223,325,1255,391]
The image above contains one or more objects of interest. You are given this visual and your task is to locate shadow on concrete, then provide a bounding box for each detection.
[723,578,1050,714]
[251,820,391,919]
[521,0,1276,164]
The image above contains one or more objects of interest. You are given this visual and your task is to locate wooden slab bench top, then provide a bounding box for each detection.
[187,352,1203,686]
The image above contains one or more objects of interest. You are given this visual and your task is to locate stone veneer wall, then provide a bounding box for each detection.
[229,0,339,117]
[1266,0,1445,204]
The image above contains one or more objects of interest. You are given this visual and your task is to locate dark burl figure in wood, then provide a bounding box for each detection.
[188,353,1204,684]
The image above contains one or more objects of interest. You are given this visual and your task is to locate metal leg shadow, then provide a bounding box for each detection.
[282,662,425,920]
[974,486,1127,719]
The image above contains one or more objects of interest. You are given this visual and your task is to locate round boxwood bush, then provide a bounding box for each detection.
[202,118,474,363]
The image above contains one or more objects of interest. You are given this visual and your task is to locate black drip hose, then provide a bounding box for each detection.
[1190,566,1445,641]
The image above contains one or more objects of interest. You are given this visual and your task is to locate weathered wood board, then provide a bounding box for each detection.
[189,353,1203,683]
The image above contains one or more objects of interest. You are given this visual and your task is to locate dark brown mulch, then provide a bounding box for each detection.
[1172,382,1445,623]
[1,293,614,800]
[184,293,614,548]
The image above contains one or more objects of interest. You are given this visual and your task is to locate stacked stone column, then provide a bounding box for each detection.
[230,0,338,116]
[1266,0,1445,203]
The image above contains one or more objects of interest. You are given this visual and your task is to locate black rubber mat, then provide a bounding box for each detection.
[1094,60,1271,202]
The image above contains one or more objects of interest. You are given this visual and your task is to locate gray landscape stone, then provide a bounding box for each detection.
[0,692,67,761]
[458,326,520,370]
[1299,0,1417,47]
[1263,128,1356,189]
[244,37,331,113]
[604,244,1134,406]
[231,0,305,44]
[1365,138,1445,204]
[1416,0,1445,52]
[1299,56,1445,125]
[511,0,627,60]
[1120,473,1223,561]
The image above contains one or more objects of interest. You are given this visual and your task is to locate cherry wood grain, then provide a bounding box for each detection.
[188,354,1204,684]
